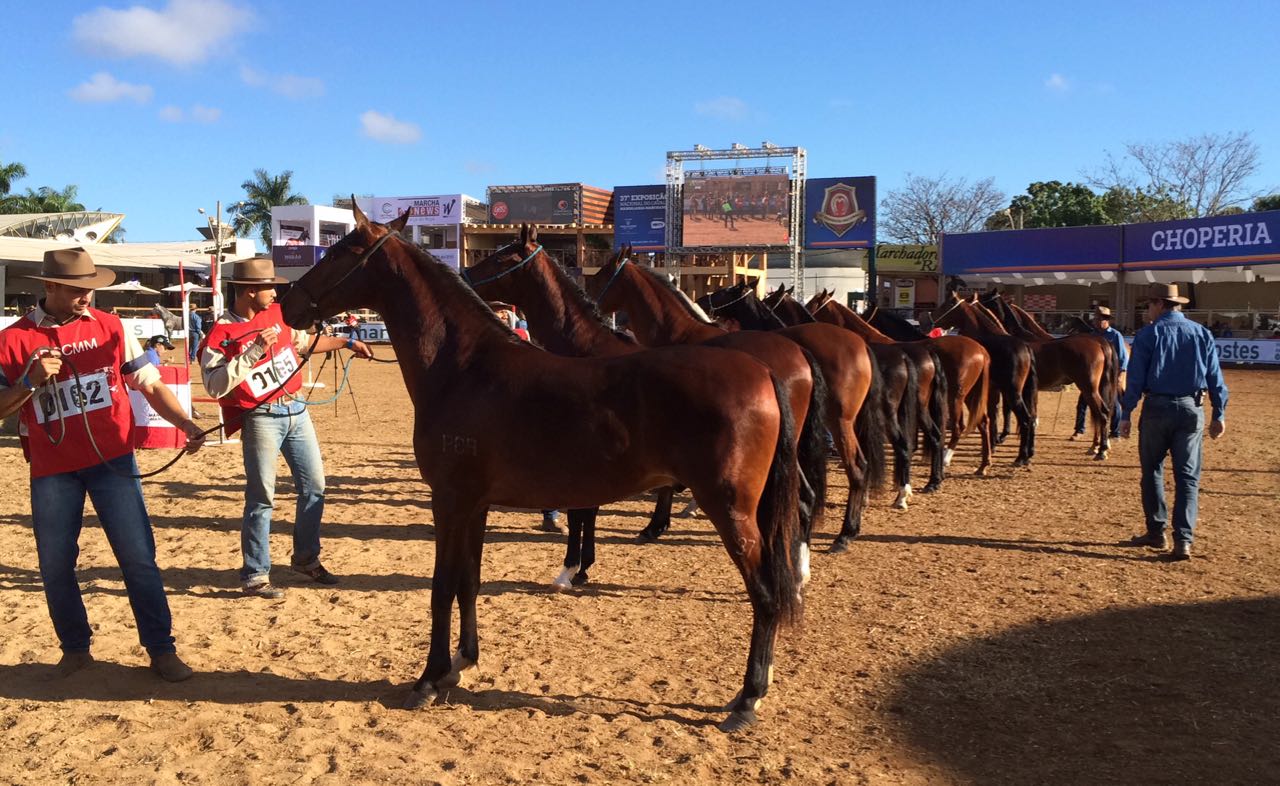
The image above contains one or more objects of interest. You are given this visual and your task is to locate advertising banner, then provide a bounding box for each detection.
[273,245,324,268]
[805,177,875,249]
[874,243,937,274]
[1216,338,1280,365]
[489,189,577,223]
[129,365,191,449]
[1123,210,1280,270]
[358,195,466,227]
[942,225,1123,275]
[613,185,666,251]
[681,173,790,247]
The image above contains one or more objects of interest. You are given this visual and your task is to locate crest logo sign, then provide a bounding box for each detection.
[813,182,866,237]
[805,176,875,249]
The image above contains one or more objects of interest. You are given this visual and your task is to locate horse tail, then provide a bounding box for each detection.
[1099,337,1118,418]
[795,347,829,544]
[855,343,889,490]
[757,373,805,625]
[900,351,920,458]
[926,346,948,457]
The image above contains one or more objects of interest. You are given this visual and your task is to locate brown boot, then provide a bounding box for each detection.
[150,652,194,682]
[50,651,94,679]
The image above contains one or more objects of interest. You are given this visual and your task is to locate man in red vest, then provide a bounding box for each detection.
[200,257,372,598]
[0,248,205,681]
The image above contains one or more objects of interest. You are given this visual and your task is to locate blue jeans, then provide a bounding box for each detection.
[188,330,203,361]
[30,453,175,655]
[1138,395,1205,545]
[1074,392,1122,437]
[240,407,326,585]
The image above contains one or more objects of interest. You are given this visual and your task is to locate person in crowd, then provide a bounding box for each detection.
[1119,283,1228,561]
[187,308,204,362]
[0,248,205,681]
[144,335,175,367]
[1071,306,1129,441]
[201,257,373,598]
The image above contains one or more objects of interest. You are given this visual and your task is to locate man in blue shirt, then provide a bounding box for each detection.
[1072,305,1130,440]
[1119,283,1228,560]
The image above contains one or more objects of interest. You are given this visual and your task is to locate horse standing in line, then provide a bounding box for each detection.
[586,254,889,551]
[930,291,1038,467]
[280,206,806,732]
[978,291,1118,460]
[464,232,693,587]
[859,305,994,476]
[702,282,925,511]
[795,288,947,497]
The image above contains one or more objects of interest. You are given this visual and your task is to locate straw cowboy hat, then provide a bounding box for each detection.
[225,256,288,285]
[1145,283,1190,304]
[1092,305,1113,318]
[22,247,116,289]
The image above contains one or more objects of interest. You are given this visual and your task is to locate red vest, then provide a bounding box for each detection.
[0,310,136,478]
[203,304,303,435]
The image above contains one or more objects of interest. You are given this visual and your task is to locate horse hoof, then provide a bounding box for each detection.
[1094,451,1108,462]
[570,571,589,586]
[718,708,758,733]
[892,498,908,511]
[829,537,852,554]
[921,482,942,494]
[636,531,659,544]
[402,686,437,710]
[975,467,991,477]
[443,652,476,687]
[552,565,579,591]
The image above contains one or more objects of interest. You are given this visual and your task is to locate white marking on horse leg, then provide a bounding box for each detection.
[799,542,811,586]
[767,665,775,685]
[552,564,579,591]
[943,448,955,467]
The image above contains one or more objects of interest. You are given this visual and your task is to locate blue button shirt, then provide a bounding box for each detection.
[1099,325,1129,372]
[1120,310,1228,422]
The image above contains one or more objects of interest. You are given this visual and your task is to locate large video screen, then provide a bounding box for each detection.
[681,173,790,247]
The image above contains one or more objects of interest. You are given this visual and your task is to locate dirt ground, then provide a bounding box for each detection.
[0,359,1276,785]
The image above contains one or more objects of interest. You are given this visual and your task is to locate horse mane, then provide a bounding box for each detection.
[632,264,717,325]
[393,237,525,345]
[1064,315,1094,335]
[865,305,927,339]
[533,246,639,345]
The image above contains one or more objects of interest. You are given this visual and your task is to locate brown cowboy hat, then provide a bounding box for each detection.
[1145,283,1190,304]
[22,247,116,289]
[226,256,288,285]
[1092,305,1113,318]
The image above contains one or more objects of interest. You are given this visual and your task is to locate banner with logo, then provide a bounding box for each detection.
[488,189,577,223]
[874,244,937,274]
[942,225,1123,274]
[1216,338,1280,365]
[129,365,191,449]
[1123,210,1280,270]
[805,177,875,249]
[273,245,325,268]
[613,185,666,251]
[357,195,466,227]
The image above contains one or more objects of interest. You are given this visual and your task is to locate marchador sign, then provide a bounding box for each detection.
[874,244,938,274]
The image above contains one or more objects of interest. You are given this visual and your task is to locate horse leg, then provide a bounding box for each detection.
[830,420,866,553]
[440,520,486,691]
[890,393,913,511]
[572,508,598,586]
[638,486,675,542]
[720,596,779,732]
[1090,392,1110,461]
[554,508,588,590]
[976,411,993,476]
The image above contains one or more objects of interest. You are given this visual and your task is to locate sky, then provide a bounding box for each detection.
[2,0,1279,243]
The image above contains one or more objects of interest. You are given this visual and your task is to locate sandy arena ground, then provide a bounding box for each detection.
[0,358,1276,785]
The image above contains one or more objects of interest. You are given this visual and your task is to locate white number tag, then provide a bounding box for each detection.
[34,372,111,425]
[245,348,300,398]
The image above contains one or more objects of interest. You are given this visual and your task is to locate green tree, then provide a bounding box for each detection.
[227,168,309,249]
[1005,181,1108,228]
[0,159,27,195]
[1253,194,1280,212]
[1098,185,1190,225]
[0,184,86,214]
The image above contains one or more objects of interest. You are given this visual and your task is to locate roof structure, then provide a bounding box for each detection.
[0,235,259,273]
[0,211,124,243]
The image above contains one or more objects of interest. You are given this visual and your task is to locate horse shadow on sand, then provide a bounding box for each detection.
[886,595,1280,783]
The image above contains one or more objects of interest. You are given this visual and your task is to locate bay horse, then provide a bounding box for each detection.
[859,304,994,476]
[978,291,1118,459]
[702,282,926,510]
[586,254,888,550]
[464,231,695,588]
[929,291,1038,467]
[793,288,948,497]
[280,206,805,732]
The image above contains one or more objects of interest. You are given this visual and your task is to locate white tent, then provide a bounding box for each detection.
[161,282,213,293]
[98,280,161,294]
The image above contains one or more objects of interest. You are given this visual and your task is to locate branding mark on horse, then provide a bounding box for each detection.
[441,434,478,456]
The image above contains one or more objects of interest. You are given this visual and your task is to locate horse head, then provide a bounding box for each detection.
[464,224,548,303]
[280,196,409,330]
[583,243,633,312]
[804,288,833,315]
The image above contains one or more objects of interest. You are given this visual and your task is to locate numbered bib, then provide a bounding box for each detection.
[244,348,300,398]
[34,372,111,425]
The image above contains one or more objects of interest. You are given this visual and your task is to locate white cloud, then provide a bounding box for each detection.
[360,110,421,144]
[694,96,748,120]
[69,72,153,103]
[159,104,221,123]
[72,0,253,66]
[1045,73,1071,92]
[239,65,324,99]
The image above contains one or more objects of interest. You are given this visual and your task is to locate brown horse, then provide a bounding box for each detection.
[858,304,994,476]
[978,291,1118,459]
[586,254,889,550]
[704,283,926,510]
[279,206,805,732]
[930,291,1038,467]
[794,288,947,497]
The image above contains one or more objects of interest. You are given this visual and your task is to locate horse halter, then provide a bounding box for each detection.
[933,297,967,326]
[461,244,544,288]
[704,286,753,316]
[595,257,630,302]
[293,229,397,319]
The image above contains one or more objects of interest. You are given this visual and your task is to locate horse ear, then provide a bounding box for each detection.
[386,208,410,234]
[968,292,979,304]
[529,224,538,244]
[518,224,528,246]
[351,195,369,227]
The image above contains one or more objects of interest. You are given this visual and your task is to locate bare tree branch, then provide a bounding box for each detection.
[1087,132,1263,217]
[880,173,1006,244]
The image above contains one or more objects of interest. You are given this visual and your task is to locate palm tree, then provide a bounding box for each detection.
[227,168,309,249]
[0,159,27,195]
[0,184,86,215]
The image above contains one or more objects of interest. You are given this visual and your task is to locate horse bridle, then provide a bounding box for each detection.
[932,297,967,327]
[595,257,630,302]
[293,229,398,319]
[703,286,753,316]
[461,244,544,287]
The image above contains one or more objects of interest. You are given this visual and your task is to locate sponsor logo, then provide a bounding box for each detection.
[650,220,665,230]
[1150,221,1273,252]
[813,182,868,237]
[492,202,509,221]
